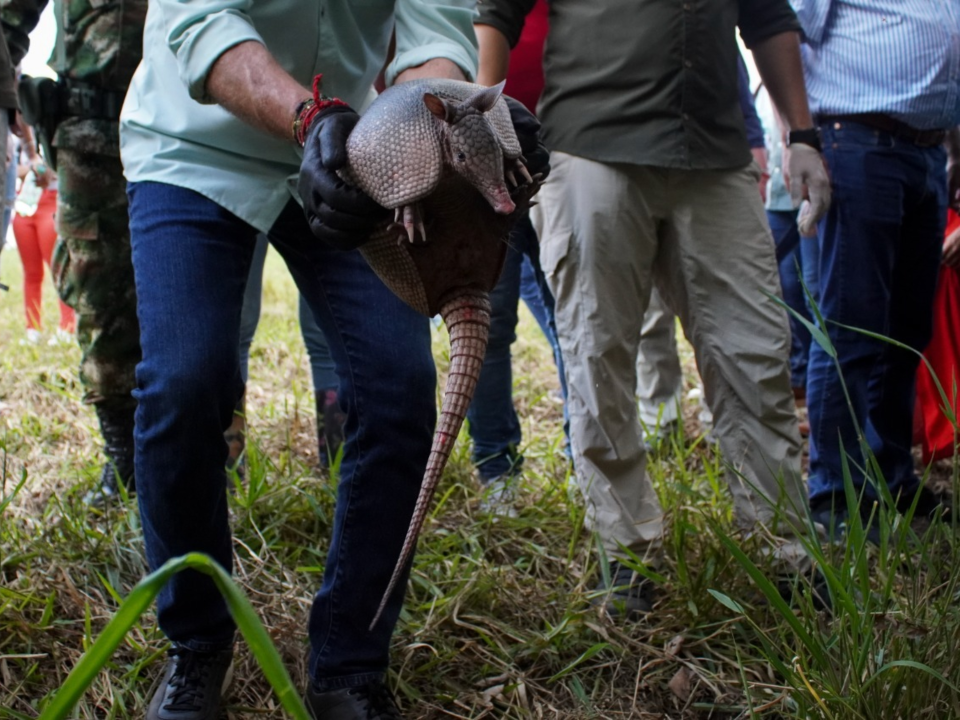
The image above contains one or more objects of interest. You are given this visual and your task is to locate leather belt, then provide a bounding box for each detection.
[818,113,947,148]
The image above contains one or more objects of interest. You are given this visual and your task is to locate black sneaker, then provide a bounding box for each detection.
[809,493,882,545]
[147,646,234,720]
[896,484,952,520]
[591,561,656,619]
[305,680,404,720]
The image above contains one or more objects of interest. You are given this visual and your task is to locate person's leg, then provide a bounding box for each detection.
[807,122,943,505]
[14,212,43,330]
[298,293,345,467]
[53,137,141,500]
[237,234,269,384]
[465,234,523,483]
[768,209,811,392]
[538,152,664,561]
[865,144,946,497]
[0,111,10,282]
[264,201,436,688]
[128,181,256,649]
[518,216,570,450]
[657,164,807,536]
[35,190,75,332]
[636,288,683,432]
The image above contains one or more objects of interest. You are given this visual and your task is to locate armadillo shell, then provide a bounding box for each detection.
[360,176,517,317]
[345,78,521,210]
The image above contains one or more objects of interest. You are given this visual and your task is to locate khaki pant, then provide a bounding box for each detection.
[535,152,806,559]
[636,288,683,428]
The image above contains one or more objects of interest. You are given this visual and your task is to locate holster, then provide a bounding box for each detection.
[17,75,61,170]
[17,76,126,172]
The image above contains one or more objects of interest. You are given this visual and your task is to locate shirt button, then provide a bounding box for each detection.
[684,60,693,68]
[682,113,690,121]
[683,2,692,9]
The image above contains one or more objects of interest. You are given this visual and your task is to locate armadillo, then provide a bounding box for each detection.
[339,79,541,629]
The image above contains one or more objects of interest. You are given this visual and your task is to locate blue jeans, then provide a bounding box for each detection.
[128,182,435,690]
[238,233,337,390]
[807,121,946,503]
[768,209,813,389]
[465,214,564,481]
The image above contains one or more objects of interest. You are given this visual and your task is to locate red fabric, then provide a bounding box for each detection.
[503,0,548,115]
[14,188,74,332]
[916,209,960,463]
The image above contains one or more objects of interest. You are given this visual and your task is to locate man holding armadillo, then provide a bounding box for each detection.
[477,0,832,615]
[118,1,544,719]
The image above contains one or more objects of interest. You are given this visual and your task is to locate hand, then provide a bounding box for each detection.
[751,147,769,204]
[786,143,831,235]
[503,96,550,181]
[943,226,960,269]
[298,105,390,250]
[948,161,960,214]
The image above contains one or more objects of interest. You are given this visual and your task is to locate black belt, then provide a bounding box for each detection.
[818,113,947,148]
[60,79,125,121]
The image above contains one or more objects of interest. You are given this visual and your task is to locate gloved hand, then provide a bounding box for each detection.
[298,105,390,251]
[787,143,831,236]
[503,96,550,181]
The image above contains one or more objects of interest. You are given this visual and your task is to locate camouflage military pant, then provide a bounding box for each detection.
[51,119,140,409]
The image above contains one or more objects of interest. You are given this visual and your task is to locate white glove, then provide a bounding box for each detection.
[787,143,831,235]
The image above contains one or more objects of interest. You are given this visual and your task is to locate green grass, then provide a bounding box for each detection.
[2,245,960,718]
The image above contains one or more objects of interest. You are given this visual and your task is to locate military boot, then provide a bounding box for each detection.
[84,403,136,506]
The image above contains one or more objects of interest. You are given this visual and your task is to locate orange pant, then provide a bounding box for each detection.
[14,188,75,332]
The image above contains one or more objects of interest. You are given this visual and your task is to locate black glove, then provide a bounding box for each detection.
[298,105,390,251]
[503,96,550,182]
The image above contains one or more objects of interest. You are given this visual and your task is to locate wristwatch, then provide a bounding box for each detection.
[787,127,823,153]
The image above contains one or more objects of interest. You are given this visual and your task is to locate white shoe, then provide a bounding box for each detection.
[478,476,519,518]
[48,328,74,346]
[19,329,41,345]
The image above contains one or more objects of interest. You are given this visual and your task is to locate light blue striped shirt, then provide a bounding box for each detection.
[792,0,960,130]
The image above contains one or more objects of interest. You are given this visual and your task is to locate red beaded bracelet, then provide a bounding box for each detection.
[293,74,349,147]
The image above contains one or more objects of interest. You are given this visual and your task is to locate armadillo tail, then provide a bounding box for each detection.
[369,291,492,631]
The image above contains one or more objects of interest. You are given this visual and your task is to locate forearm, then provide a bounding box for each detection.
[947,127,960,165]
[475,24,510,86]
[205,41,311,142]
[395,57,466,84]
[751,31,813,131]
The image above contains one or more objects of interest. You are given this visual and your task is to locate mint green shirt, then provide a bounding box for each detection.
[120,0,478,233]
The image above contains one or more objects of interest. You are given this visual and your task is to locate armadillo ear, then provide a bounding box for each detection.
[462,80,506,114]
[423,93,457,123]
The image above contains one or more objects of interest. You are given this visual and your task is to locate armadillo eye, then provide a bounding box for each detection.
[456,152,466,162]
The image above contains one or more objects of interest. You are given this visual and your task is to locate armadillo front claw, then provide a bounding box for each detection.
[398,203,427,244]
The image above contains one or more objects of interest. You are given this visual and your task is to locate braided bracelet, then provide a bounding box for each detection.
[292,74,349,147]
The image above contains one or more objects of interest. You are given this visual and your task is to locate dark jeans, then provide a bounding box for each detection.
[238,233,338,390]
[465,214,564,481]
[807,121,946,503]
[128,182,435,690]
[768,209,814,389]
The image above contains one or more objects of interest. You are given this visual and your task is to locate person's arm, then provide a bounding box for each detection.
[947,127,960,214]
[1,0,50,67]
[476,24,510,86]
[750,32,813,133]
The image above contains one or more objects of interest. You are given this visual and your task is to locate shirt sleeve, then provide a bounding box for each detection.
[1,0,50,67]
[156,0,264,102]
[386,0,480,85]
[737,55,765,149]
[789,0,832,44]
[738,0,801,49]
[474,0,537,49]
